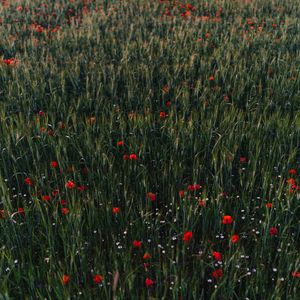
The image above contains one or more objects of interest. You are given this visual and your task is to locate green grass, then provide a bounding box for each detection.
[0,0,300,299]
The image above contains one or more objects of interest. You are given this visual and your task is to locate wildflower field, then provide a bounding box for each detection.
[0,0,300,299]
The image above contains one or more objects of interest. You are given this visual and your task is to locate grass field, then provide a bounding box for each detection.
[0,0,300,299]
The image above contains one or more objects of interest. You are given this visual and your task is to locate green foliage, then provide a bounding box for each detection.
[0,0,299,299]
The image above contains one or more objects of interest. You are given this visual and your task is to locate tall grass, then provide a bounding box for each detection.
[0,0,300,299]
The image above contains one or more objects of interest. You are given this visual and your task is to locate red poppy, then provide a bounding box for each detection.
[287,178,295,185]
[162,85,169,94]
[133,240,142,248]
[166,101,171,108]
[159,111,166,118]
[65,180,75,189]
[52,189,59,197]
[222,215,233,224]
[24,177,33,186]
[62,274,70,285]
[183,231,193,242]
[117,141,124,146]
[269,227,278,236]
[198,199,206,207]
[129,154,137,160]
[292,271,300,278]
[61,199,66,206]
[112,207,120,214]
[143,252,151,260]
[51,161,58,168]
[42,195,50,201]
[265,203,273,208]
[223,95,229,102]
[61,208,69,215]
[186,3,194,10]
[212,269,223,279]
[289,169,297,175]
[231,234,239,243]
[188,184,201,191]
[213,251,222,261]
[239,156,247,163]
[145,278,154,287]
[195,184,201,190]
[77,185,88,192]
[179,190,185,198]
[146,192,156,201]
[18,208,25,215]
[123,154,130,160]
[93,274,103,284]
[209,76,214,81]
[2,58,18,66]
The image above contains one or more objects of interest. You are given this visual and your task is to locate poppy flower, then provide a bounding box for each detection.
[223,95,229,102]
[18,208,25,215]
[52,189,59,197]
[162,85,169,94]
[61,199,66,206]
[51,161,58,168]
[239,156,247,163]
[117,141,124,146]
[61,208,69,215]
[93,274,103,284]
[166,101,171,108]
[2,58,18,66]
[269,227,278,236]
[265,203,273,208]
[186,3,194,10]
[24,177,33,186]
[112,207,120,214]
[183,231,193,242]
[188,184,201,191]
[133,240,142,248]
[129,154,137,160]
[143,252,151,260]
[179,190,185,198]
[213,251,222,261]
[145,278,154,287]
[159,111,166,118]
[212,269,223,279]
[231,234,239,243]
[209,76,214,81]
[65,180,75,189]
[146,192,156,201]
[77,185,88,192]
[289,169,297,175]
[287,178,295,185]
[198,199,206,207]
[42,195,50,201]
[292,272,300,278]
[62,274,70,285]
[123,154,130,160]
[222,215,233,224]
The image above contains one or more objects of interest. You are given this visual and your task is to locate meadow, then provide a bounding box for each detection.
[0,0,300,299]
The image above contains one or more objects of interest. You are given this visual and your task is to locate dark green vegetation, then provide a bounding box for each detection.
[0,0,300,299]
